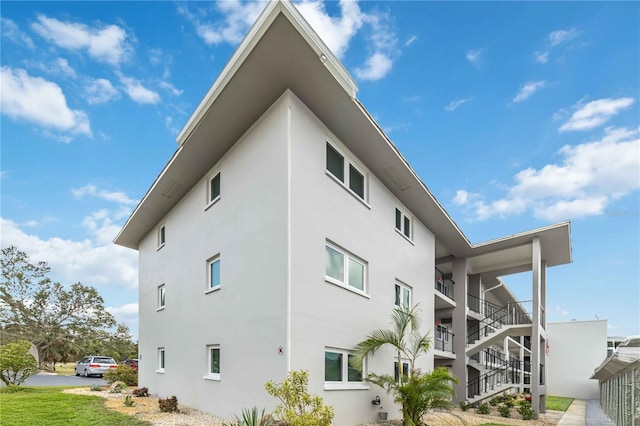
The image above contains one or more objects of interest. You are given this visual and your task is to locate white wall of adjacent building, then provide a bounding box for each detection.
[547,320,607,400]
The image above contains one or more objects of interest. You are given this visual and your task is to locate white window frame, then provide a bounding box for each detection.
[395,207,413,242]
[157,284,165,311]
[157,225,166,249]
[395,281,412,309]
[324,347,368,390]
[324,242,368,297]
[325,141,370,207]
[205,171,221,210]
[205,254,221,294]
[156,347,165,373]
[436,324,449,342]
[204,344,221,381]
[394,359,410,384]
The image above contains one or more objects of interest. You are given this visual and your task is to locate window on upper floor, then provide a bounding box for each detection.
[207,172,221,207]
[324,348,365,389]
[326,142,367,202]
[436,324,449,342]
[395,282,412,309]
[158,225,166,248]
[206,255,221,293]
[204,345,220,380]
[325,242,367,295]
[395,207,412,240]
[157,284,165,310]
[157,348,165,372]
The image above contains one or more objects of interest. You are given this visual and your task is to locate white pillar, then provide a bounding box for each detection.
[531,237,542,417]
[451,259,468,403]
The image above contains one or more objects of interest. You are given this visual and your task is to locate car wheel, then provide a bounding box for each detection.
[99,374,103,378]
[83,369,88,378]
[75,369,79,377]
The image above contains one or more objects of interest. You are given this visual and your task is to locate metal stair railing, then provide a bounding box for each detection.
[467,359,529,399]
[467,300,533,345]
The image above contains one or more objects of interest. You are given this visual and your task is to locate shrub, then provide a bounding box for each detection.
[498,404,511,417]
[518,400,536,420]
[459,401,470,411]
[109,382,127,393]
[123,395,135,407]
[223,407,273,426]
[133,387,149,397]
[159,396,179,413]
[104,365,138,386]
[489,396,500,406]
[0,340,39,386]
[90,384,102,391]
[265,370,333,426]
[477,402,490,414]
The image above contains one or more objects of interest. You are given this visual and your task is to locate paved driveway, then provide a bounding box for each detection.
[1,372,107,387]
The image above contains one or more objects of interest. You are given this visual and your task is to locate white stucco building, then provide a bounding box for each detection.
[115,1,572,424]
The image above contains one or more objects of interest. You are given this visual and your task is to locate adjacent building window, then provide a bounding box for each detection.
[207,255,221,292]
[208,172,221,205]
[158,225,166,248]
[157,284,165,310]
[395,207,412,240]
[325,242,366,294]
[324,349,364,388]
[157,348,165,372]
[395,282,412,309]
[394,360,410,383]
[326,142,367,202]
[205,345,220,380]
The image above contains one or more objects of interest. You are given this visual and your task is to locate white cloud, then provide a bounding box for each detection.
[457,127,640,221]
[445,97,472,112]
[72,184,137,207]
[31,15,131,66]
[1,18,34,48]
[119,75,160,104]
[512,80,546,103]
[84,78,119,104]
[405,35,417,47]
[157,80,183,96]
[453,190,470,205]
[466,48,484,66]
[534,51,549,64]
[548,28,578,46]
[355,52,392,81]
[559,97,635,132]
[53,58,76,77]
[0,67,91,137]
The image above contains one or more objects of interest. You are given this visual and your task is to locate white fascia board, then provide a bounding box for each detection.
[176,0,357,147]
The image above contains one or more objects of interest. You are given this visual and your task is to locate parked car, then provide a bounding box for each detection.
[123,358,138,370]
[75,356,117,377]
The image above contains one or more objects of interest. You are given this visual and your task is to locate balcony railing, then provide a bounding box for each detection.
[434,329,455,354]
[467,294,502,317]
[467,300,533,344]
[435,268,455,300]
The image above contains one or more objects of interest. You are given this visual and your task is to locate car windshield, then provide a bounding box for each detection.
[94,357,116,364]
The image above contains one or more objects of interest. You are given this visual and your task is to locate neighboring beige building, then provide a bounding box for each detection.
[547,320,608,400]
[115,1,572,424]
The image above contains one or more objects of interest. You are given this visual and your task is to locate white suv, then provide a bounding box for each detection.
[75,356,117,377]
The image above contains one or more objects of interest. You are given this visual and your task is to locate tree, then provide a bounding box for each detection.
[0,340,39,385]
[0,246,131,365]
[351,306,458,426]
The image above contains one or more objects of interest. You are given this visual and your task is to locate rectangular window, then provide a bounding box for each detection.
[436,325,449,342]
[394,361,409,383]
[207,255,221,291]
[157,284,165,309]
[395,282,411,309]
[205,345,220,380]
[157,348,165,372]
[325,243,367,294]
[324,349,364,388]
[395,208,412,240]
[158,226,166,248]
[326,142,367,202]
[209,172,221,203]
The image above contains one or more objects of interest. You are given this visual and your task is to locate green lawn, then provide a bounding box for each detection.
[0,386,150,426]
[546,395,574,411]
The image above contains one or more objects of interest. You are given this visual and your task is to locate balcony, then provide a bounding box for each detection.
[435,268,456,309]
[434,325,455,359]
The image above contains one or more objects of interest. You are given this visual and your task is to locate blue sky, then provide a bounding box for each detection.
[1,1,638,341]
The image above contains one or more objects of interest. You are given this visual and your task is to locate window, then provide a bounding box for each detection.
[157,348,165,372]
[325,243,366,294]
[394,361,409,383]
[206,255,221,292]
[395,208,412,240]
[395,282,412,309]
[205,345,220,380]
[326,142,367,202]
[324,349,365,389]
[158,225,166,248]
[208,172,221,205]
[157,284,165,310]
[436,325,449,342]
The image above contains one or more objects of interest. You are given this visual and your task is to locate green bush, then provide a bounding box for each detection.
[0,340,38,386]
[265,370,333,426]
[123,395,135,407]
[158,396,179,413]
[489,396,500,406]
[90,384,102,391]
[104,365,137,386]
[477,402,490,414]
[498,404,511,417]
[459,401,470,411]
[109,382,127,393]
[518,400,535,420]
[223,407,273,426]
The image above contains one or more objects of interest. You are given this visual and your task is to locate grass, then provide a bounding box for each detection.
[546,395,574,411]
[51,362,76,376]
[0,386,150,426]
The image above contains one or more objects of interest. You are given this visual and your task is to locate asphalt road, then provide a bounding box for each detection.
[1,372,107,387]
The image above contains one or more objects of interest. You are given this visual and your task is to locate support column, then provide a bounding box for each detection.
[451,258,468,403]
[531,238,542,417]
[540,261,547,413]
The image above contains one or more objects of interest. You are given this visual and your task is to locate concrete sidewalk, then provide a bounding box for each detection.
[558,399,586,425]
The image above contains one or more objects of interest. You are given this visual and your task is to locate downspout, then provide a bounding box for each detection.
[483,280,504,299]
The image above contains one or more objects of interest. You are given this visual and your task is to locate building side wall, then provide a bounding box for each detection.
[547,320,607,400]
[286,91,436,425]
[137,93,291,418]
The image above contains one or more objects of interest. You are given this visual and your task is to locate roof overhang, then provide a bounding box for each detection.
[114,0,573,277]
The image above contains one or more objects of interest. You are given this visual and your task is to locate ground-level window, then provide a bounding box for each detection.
[324,349,364,389]
[395,282,412,309]
[157,348,165,372]
[325,242,367,294]
[157,284,165,309]
[205,345,220,380]
[394,360,409,383]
